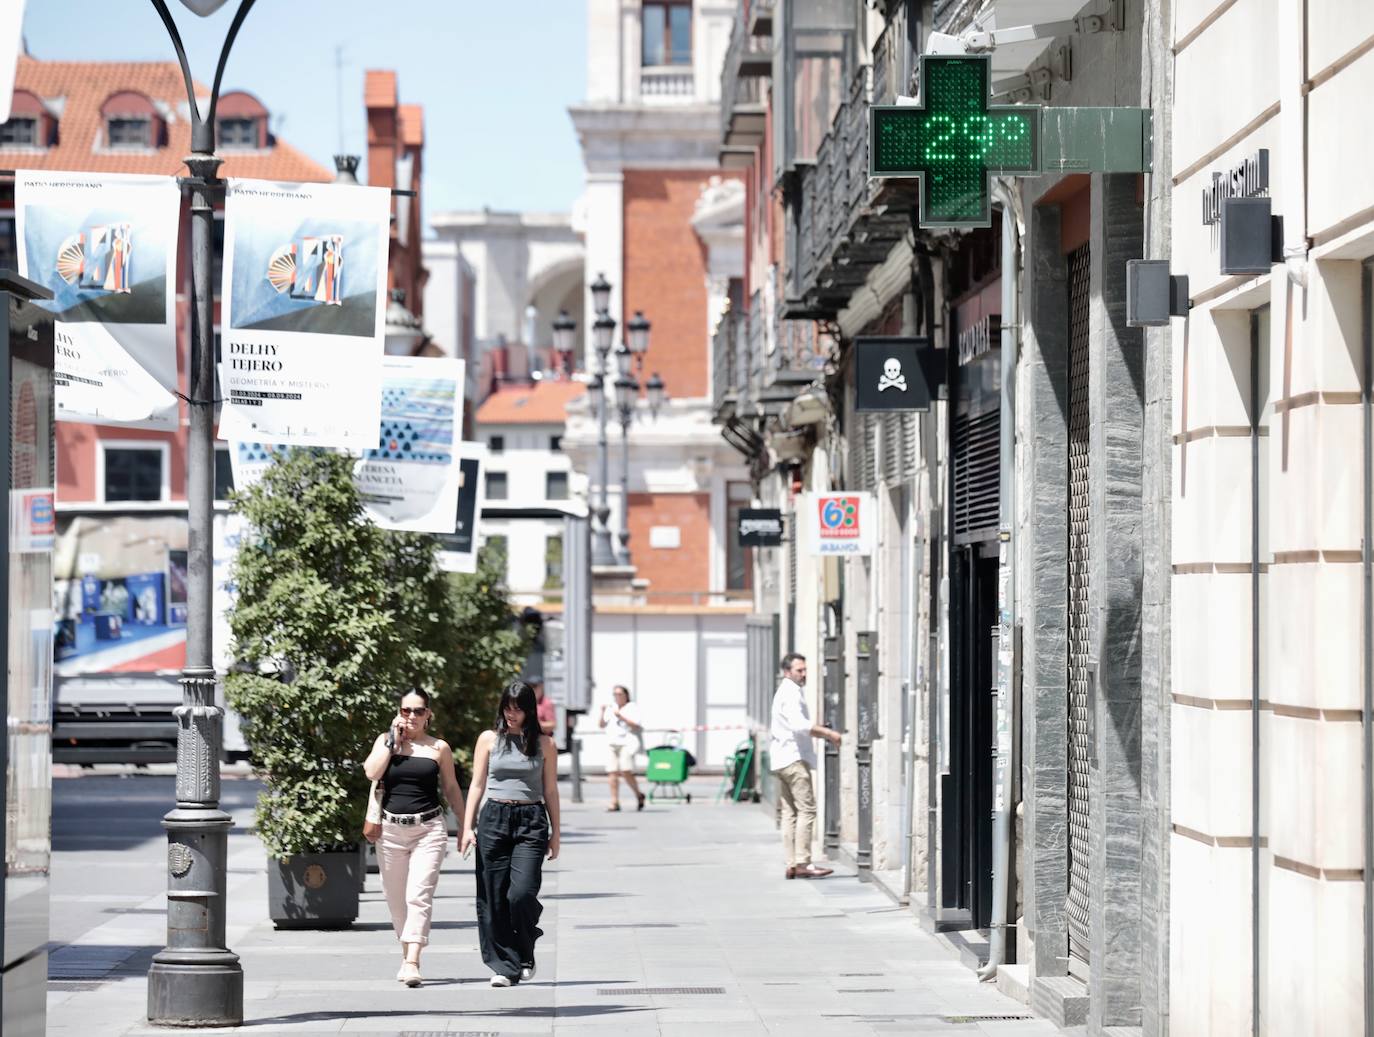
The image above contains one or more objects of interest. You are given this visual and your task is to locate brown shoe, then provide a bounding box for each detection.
[785,866,797,880]
[794,864,833,879]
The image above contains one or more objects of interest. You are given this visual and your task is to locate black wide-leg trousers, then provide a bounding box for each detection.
[475,799,548,981]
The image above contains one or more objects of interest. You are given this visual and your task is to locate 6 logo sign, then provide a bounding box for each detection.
[819,496,862,538]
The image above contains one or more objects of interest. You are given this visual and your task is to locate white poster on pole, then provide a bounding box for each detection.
[355,356,466,533]
[0,1,25,125]
[16,172,180,428]
[437,442,486,574]
[219,178,389,447]
[808,492,877,556]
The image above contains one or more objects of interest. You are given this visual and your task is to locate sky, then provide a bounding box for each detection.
[21,1,590,227]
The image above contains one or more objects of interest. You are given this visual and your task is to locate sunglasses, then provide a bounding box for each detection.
[399,707,428,717]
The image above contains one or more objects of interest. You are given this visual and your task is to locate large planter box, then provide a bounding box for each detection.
[268,851,361,930]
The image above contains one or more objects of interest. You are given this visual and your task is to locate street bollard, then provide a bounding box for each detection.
[570,737,583,803]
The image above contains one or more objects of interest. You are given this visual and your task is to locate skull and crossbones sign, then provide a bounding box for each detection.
[877,356,907,392]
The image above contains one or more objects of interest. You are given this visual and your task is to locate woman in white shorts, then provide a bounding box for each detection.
[599,685,645,812]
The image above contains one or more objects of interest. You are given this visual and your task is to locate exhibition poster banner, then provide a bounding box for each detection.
[809,492,877,556]
[355,356,466,533]
[437,442,487,574]
[17,172,180,428]
[219,178,390,447]
[227,440,288,494]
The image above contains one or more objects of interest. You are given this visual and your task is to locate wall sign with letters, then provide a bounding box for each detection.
[1202,149,1268,226]
[737,508,784,547]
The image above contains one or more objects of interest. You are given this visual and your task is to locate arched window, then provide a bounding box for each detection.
[216,90,269,150]
[100,91,162,149]
[0,90,52,149]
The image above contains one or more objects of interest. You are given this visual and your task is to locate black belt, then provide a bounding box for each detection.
[383,806,444,825]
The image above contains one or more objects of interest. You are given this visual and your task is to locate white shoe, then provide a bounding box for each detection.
[520,962,536,982]
[490,974,512,988]
[400,962,422,988]
[396,964,406,983]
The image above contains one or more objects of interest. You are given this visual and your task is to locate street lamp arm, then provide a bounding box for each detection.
[208,0,259,129]
[148,0,198,123]
[147,0,260,151]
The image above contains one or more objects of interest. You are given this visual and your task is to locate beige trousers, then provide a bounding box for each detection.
[378,815,448,945]
[776,760,817,867]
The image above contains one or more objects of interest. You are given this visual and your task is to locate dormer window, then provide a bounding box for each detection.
[107,117,151,148]
[2,91,53,150]
[215,91,269,150]
[100,91,162,150]
[0,118,38,147]
[218,116,258,149]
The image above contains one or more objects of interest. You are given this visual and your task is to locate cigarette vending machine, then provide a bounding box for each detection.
[0,272,56,1034]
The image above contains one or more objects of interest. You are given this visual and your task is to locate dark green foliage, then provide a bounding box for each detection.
[225,449,524,858]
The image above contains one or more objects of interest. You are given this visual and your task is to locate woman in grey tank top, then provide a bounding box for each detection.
[460,680,561,988]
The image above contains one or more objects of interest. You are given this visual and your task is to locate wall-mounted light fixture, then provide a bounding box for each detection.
[1125,259,1189,327]
[1219,196,1282,276]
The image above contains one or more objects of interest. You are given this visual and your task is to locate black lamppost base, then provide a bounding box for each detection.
[147,954,243,1028]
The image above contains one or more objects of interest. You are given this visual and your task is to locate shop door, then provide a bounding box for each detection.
[1065,242,1093,967]
[945,544,997,927]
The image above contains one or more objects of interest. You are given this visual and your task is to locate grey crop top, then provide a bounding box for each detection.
[485,735,544,803]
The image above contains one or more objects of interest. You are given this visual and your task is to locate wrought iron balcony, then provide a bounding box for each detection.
[782,12,918,319]
[747,0,774,37]
[719,0,771,156]
[712,304,746,423]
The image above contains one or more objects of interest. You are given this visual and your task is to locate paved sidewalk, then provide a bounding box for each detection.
[48,778,1061,1035]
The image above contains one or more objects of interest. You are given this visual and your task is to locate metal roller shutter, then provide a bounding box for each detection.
[1065,243,1093,966]
[952,410,999,538]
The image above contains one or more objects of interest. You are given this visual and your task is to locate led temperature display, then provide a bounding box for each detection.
[870,55,1041,228]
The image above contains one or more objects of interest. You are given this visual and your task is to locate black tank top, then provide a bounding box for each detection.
[382,753,441,814]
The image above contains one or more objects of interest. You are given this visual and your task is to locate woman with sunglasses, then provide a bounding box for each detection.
[460,679,561,987]
[363,688,465,988]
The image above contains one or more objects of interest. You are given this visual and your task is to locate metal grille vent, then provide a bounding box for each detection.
[597,987,726,996]
[1065,242,1093,964]
[951,410,999,537]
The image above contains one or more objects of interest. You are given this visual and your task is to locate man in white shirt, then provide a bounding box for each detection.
[768,653,842,879]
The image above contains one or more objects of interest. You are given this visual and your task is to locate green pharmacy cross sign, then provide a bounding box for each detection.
[871,54,1153,229]
[871,55,1041,228]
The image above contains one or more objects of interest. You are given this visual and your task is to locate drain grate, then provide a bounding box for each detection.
[837,988,895,993]
[839,972,884,977]
[47,980,103,992]
[942,1016,1034,1023]
[574,923,678,930]
[596,986,725,996]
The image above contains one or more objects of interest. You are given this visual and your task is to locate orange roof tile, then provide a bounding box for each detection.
[364,70,397,109]
[475,380,587,426]
[7,56,331,182]
[399,104,424,147]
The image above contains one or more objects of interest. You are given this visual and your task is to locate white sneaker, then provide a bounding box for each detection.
[400,962,422,988]
[396,964,406,983]
[520,962,536,982]
[490,974,512,988]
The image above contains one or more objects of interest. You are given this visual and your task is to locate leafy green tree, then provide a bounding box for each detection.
[226,448,452,858]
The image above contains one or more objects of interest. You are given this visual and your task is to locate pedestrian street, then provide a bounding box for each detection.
[46,773,1061,1036]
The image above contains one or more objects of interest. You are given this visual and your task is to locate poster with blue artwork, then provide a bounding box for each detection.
[16,172,180,429]
[354,356,466,532]
[218,178,390,447]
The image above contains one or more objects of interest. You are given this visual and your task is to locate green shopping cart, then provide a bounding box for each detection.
[645,735,694,803]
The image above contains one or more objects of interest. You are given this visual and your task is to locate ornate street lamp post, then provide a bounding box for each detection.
[586,276,618,567]
[614,371,637,565]
[144,0,256,1025]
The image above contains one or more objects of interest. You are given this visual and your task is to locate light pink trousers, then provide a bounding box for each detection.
[377,816,448,945]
